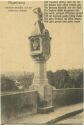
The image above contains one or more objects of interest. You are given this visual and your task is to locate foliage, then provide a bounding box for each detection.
[15,73,33,90]
[1,75,18,92]
[1,73,33,92]
[1,69,83,92]
[47,69,83,89]
[75,71,83,88]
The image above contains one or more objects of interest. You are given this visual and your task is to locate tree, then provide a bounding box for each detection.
[54,69,72,88]
[75,71,83,88]
[1,75,18,92]
[47,70,72,89]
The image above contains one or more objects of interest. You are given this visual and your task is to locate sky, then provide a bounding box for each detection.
[0,1,83,73]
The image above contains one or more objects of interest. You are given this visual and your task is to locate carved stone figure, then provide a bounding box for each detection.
[29,7,51,61]
[33,7,43,22]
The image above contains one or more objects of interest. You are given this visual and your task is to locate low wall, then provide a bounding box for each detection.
[1,88,83,123]
[1,90,37,124]
[53,88,83,108]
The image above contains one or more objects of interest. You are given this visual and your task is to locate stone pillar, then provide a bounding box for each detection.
[33,61,48,85]
[28,8,55,113]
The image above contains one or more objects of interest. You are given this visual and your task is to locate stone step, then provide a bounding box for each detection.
[38,106,54,114]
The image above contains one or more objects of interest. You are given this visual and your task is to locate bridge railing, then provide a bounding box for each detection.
[1,88,83,123]
[1,90,37,123]
[52,88,83,107]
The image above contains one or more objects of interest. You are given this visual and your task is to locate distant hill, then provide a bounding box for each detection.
[1,71,33,80]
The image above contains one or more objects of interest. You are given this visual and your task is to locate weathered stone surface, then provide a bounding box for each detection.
[28,8,55,112]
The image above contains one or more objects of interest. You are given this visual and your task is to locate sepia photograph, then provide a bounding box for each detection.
[0,0,83,125]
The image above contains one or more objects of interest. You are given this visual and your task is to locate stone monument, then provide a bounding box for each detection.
[28,8,55,113]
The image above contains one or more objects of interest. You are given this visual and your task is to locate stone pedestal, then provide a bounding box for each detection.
[30,83,54,113]
[29,60,55,112]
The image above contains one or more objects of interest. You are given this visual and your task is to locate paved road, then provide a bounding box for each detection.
[56,111,84,124]
[5,111,84,125]
[7,103,83,124]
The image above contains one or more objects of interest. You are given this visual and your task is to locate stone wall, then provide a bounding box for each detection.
[53,88,83,108]
[1,88,83,123]
[1,90,37,124]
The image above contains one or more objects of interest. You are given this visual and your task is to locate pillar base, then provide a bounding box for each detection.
[38,106,54,114]
[29,83,56,113]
